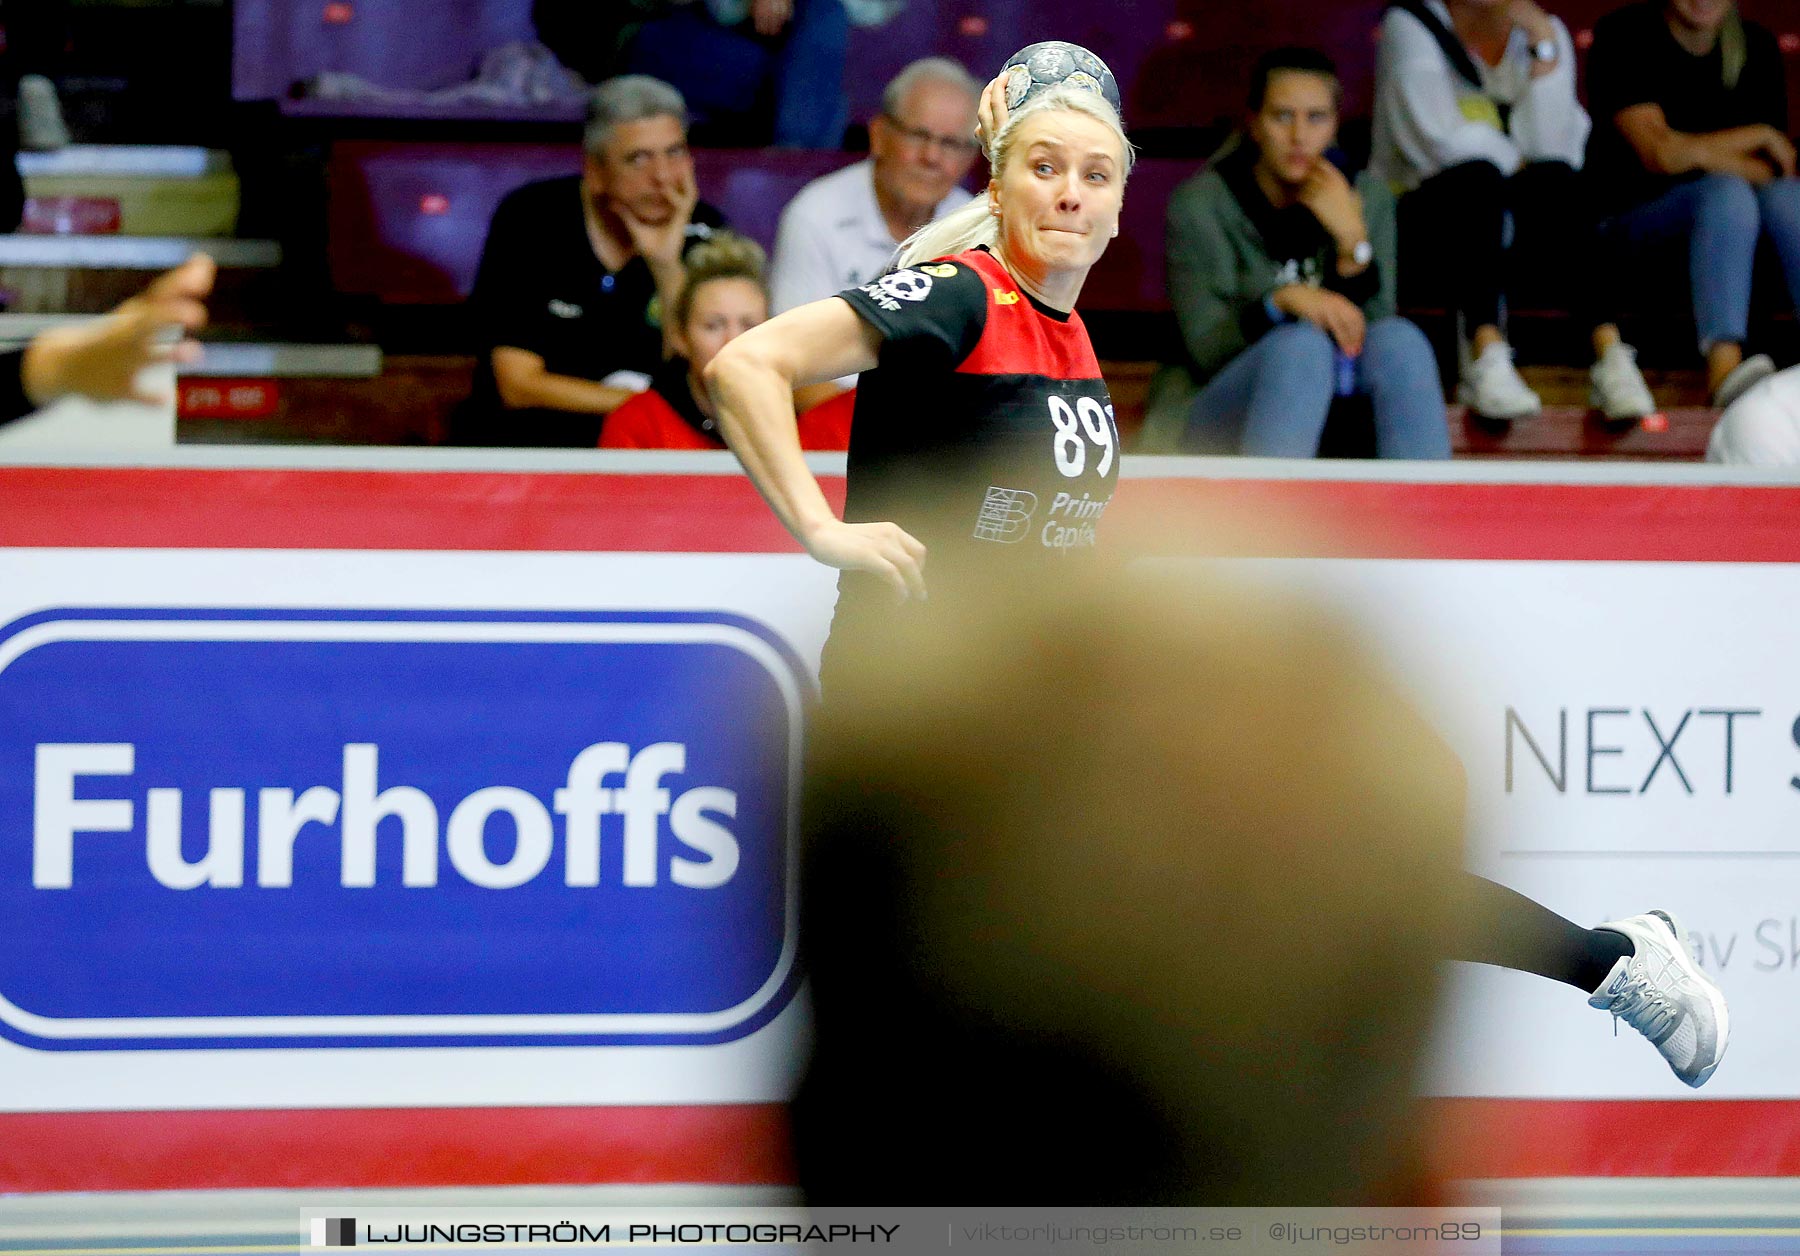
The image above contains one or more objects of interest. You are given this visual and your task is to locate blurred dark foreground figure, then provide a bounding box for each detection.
[793,566,1466,1206]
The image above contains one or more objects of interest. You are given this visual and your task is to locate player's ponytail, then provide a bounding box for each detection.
[894,85,1133,271]
[893,196,998,271]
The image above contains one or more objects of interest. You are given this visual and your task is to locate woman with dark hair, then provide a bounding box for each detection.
[1587,0,1798,408]
[1373,0,1658,422]
[1159,47,1450,458]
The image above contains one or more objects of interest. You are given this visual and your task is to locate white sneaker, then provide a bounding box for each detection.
[1713,353,1776,412]
[17,75,70,152]
[1589,343,1656,421]
[1457,342,1542,421]
[1589,910,1729,1088]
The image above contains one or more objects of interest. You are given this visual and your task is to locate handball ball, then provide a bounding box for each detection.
[1001,42,1122,118]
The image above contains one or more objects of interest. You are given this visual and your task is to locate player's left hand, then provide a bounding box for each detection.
[975,71,1010,155]
[619,174,699,269]
[804,519,929,604]
[21,252,215,407]
[750,0,791,37]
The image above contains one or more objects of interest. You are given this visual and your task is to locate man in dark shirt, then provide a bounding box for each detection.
[455,75,726,448]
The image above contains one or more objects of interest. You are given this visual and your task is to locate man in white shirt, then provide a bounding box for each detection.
[769,57,981,313]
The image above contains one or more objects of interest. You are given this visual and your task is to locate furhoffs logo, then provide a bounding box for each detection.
[0,609,809,1051]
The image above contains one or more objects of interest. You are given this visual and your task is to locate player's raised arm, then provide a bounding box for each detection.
[704,297,928,603]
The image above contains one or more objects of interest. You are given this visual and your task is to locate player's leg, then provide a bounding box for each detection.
[1458,875,1728,1087]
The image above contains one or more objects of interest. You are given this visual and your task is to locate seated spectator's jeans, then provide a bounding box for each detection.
[1600,174,1800,355]
[1181,319,1450,459]
[626,0,849,147]
[1398,160,1599,333]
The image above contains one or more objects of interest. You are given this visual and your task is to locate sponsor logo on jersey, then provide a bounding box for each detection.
[920,264,958,278]
[0,608,806,1049]
[861,269,935,312]
[547,299,583,319]
[1041,491,1109,552]
[972,486,1038,544]
[993,289,1021,305]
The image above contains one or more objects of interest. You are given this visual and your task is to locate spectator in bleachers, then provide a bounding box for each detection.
[1586,0,1798,410]
[452,75,724,449]
[1153,48,1450,460]
[535,0,882,148]
[1372,0,1658,423]
[600,232,852,450]
[769,58,981,313]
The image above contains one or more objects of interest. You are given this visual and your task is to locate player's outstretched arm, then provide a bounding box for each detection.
[19,253,215,411]
[706,298,928,603]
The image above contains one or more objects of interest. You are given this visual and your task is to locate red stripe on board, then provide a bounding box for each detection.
[1429,1098,1800,1178]
[0,1105,794,1193]
[0,469,843,555]
[3,467,1800,559]
[1110,478,1800,563]
[0,1099,1794,1193]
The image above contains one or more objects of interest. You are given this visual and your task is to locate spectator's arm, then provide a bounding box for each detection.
[491,346,641,415]
[1377,10,1524,177]
[1613,104,1779,179]
[1508,19,1590,165]
[1166,179,1257,380]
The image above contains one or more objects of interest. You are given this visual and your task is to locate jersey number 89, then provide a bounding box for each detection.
[1048,396,1115,478]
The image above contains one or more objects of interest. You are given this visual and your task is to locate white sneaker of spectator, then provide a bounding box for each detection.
[1712,353,1776,412]
[1457,341,1541,421]
[18,75,70,152]
[1589,342,1656,421]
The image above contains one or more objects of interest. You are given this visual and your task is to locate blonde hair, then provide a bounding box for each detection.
[674,231,768,329]
[894,86,1135,269]
[1720,5,1746,91]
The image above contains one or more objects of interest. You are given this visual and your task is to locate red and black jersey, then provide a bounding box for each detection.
[834,247,1120,595]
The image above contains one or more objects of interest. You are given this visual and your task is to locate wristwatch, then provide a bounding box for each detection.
[1529,37,1558,62]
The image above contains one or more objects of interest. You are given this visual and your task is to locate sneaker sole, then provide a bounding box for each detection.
[1457,389,1542,422]
[1648,911,1730,1087]
[1588,391,1654,423]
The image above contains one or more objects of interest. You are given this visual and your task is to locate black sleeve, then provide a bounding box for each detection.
[0,349,33,426]
[1585,10,1653,123]
[835,259,989,370]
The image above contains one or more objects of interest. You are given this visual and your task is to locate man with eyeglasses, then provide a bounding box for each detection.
[770,58,981,318]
